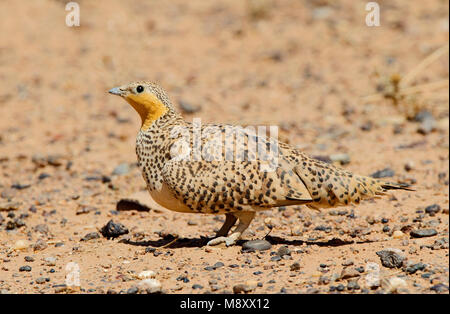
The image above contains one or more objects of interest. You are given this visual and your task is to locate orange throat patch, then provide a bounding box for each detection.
[126,93,169,130]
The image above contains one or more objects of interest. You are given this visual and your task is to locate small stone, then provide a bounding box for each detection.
[13,240,30,251]
[290,262,301,271]
[336,284,345,291]
[404,161,414,172]
[376,248,406,268]
[33,224,49,234]
[179,100,201,114]
[112,163,130,176]
[277,245,291,257]
[44,257,57,266]
[405,262,426,274]
[32,239,48,251]
[213,262,224,269]
[347,280,360,290]
[270,256,281,262]
[417,117,436,135]
[81,232,101,241]
[318,276,330,285]
[371,168,395,179]
[430,283,449,293]
[137,270,156,279]
[233,283,254,294]
[100,220,129,239]
[19,265,32,272]
[342,260,354,267]
[127,286,139,294]
[24,256,34,262]
[242,239,272,252]
[35,277,48,284]
[138,279,162,294]
[192,284,203,290]
[340,268,360,280]
[425,204,441,215]
[329,153,351,165]
[410,229,437,238]
[392,230,405,239]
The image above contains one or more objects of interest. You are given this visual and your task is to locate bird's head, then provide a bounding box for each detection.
[109,81,173,130]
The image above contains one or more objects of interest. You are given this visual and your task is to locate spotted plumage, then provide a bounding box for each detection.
[109,81,412,246]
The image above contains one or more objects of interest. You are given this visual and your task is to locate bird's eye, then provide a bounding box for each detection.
[136,85,144,93]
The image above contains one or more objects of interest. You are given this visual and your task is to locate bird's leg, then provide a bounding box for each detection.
[207,211,255,246]
[215,213,237,237]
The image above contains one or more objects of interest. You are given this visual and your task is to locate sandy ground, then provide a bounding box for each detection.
[0,0,448,294]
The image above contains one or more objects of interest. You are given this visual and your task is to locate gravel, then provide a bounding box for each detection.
[410,229,438,238]
[424,204,441,215]
[80,232,101,241]
[100,220,129,239]
[112,163,130,175]
[376,248,406,268]
[241,239,272,252]
[19,266,32,272]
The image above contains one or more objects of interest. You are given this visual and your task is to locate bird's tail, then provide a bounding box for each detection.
[294,156,413,209]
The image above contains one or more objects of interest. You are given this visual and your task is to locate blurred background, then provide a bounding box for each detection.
[0,0,448,294]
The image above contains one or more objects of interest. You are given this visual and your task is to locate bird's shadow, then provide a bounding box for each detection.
[121,235,366,249]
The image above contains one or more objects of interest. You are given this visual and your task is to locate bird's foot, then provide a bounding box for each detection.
[207,232,241,247]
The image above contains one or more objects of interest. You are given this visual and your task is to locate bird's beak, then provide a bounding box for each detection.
[108,87,123,96]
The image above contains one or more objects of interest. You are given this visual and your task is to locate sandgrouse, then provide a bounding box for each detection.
[109,81,411,246]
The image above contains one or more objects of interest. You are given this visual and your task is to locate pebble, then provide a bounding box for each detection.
[44,257,57,266]
[347,280,360,290]
[100,220,129,239]
[137,270,156,279]
[33,239,48,251]
[371,168,395,178]
[270,256,281,262]
[404,262,426,274]
[127,286,139,294]
[33,224,49,234]
[290,262,301,271]
[138,279,162,293]
[430,283,448,293]
[179,100,201,114]
[192,284,203,290]
[425,204,441,215]
[329,153,351,165]
[242,239,272,252]
[392,230,405,239]
[80,232,101,241]
[13,240,30,251]
[417,116,436,135]
[376,248,406,268]
[24,256,34,262]
[35,277,49,284]
[277,245,291,257]
[340,268,360,280]
[410,229,437,238]
[233,282,255,294]
[19,265,32,272]
[112,163,130,176]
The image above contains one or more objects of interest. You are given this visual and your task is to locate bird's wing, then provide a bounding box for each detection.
[161,158,313,213]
